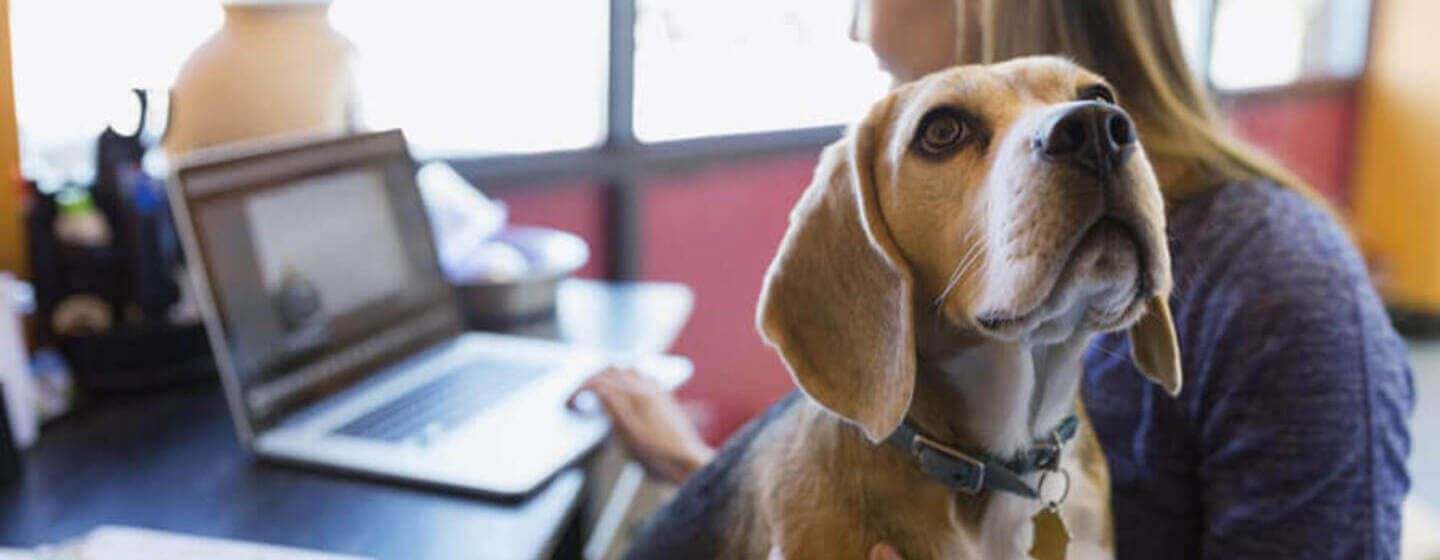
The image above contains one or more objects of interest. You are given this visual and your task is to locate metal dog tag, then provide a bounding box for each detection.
[1029,502,1070,560]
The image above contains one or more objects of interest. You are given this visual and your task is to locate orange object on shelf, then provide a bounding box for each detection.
[1352,0,1440,314]
[0,0,25,279]
[164,0,355,159]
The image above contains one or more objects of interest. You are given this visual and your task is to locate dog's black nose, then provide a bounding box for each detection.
[1034,102,1136,178]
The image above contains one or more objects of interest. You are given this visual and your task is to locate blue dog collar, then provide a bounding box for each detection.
[886,415,1079,498]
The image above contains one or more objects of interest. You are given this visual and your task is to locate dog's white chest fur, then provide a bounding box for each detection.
[927,343,1115,559]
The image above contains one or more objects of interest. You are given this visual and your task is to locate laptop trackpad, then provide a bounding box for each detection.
[331,358,549,446]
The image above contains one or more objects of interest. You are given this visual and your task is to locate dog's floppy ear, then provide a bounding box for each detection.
[756,95,914,443]
[1128,295,1182,396]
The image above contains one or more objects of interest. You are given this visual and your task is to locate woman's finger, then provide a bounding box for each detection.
[603,367,650,393]
[869,543,903,560]
[758,542,903,559]
[567,368,610,409]
[568,367,635,409]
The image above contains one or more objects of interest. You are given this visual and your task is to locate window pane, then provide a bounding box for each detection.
[1209,0,1371,91]
[633,0,891,143]
[331,1,608,156]
[10,0,222,186]
[1171,0,1210,78]
[11,1,609,180]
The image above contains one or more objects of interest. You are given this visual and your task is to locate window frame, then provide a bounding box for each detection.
[1198,0,1378,102]
[443,0,845,280]
[445,0,1378,280]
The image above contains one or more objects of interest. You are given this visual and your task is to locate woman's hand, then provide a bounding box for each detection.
[570,367,715,485]
[766,543,905,559]
[577,369,906,560]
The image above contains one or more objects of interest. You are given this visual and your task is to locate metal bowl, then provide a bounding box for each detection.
[451,226,589,328]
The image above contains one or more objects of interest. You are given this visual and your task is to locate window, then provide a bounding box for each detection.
[10,0,222,188]
[11,0,1380,174]
[632,0,890,142]
[330,1,609,156]
[9,1,610,178]
[1203,0,1372,91]
[7,0,892,279]
[1172,0,1211,78]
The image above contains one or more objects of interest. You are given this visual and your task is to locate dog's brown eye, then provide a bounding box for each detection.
[1078,85,1116,104]
[920,114,965,153]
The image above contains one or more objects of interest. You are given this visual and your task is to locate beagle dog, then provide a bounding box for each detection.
[626,56,1180,560]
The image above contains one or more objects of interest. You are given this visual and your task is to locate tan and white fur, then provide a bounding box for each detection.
[732,57,1182,559]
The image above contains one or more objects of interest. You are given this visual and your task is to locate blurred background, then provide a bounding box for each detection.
[0,0,1413,464]
[0,0,1438,557]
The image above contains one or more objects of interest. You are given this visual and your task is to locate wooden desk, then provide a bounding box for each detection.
[0,280,694,560]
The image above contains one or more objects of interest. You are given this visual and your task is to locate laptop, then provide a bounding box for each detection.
[168,130,691,497]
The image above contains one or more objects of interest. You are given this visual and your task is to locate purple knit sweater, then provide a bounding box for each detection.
[1084,181,1413,559]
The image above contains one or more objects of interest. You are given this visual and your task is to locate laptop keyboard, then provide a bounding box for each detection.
[333,359,550,443]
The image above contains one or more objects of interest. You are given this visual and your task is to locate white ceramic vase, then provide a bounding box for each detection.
[164,0,355,158]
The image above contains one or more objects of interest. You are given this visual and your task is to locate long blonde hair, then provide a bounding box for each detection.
[971,0,1315,201]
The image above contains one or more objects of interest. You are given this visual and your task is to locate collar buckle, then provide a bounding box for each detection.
[1030,429,1067,471]
[1030,443,1060,471]
[911,433,986,494]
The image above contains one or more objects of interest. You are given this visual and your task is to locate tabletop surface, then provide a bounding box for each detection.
[0,279,694,560]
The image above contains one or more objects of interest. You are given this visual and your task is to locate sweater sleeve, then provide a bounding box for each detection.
[1179,190,1412,559]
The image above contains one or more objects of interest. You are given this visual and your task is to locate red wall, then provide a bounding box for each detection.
[641,156,818,441]
[1228,92,1359,206]
[492,90,1360,443]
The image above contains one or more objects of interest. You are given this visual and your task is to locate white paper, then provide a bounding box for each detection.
[415,161,510,281]
[0,272,38,448]
[68,526,372,560]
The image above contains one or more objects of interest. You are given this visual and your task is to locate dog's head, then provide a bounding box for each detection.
[757,57,1181,442]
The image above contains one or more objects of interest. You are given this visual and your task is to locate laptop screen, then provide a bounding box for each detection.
[175,132,462,431]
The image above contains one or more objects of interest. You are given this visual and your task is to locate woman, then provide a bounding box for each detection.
[581,1,1413,557]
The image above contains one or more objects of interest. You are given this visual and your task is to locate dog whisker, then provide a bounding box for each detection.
[934,230,980,301]
[952,244,986,292]
[934,233,978,302]
[934,232,986,310]
[932,251,972,310]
